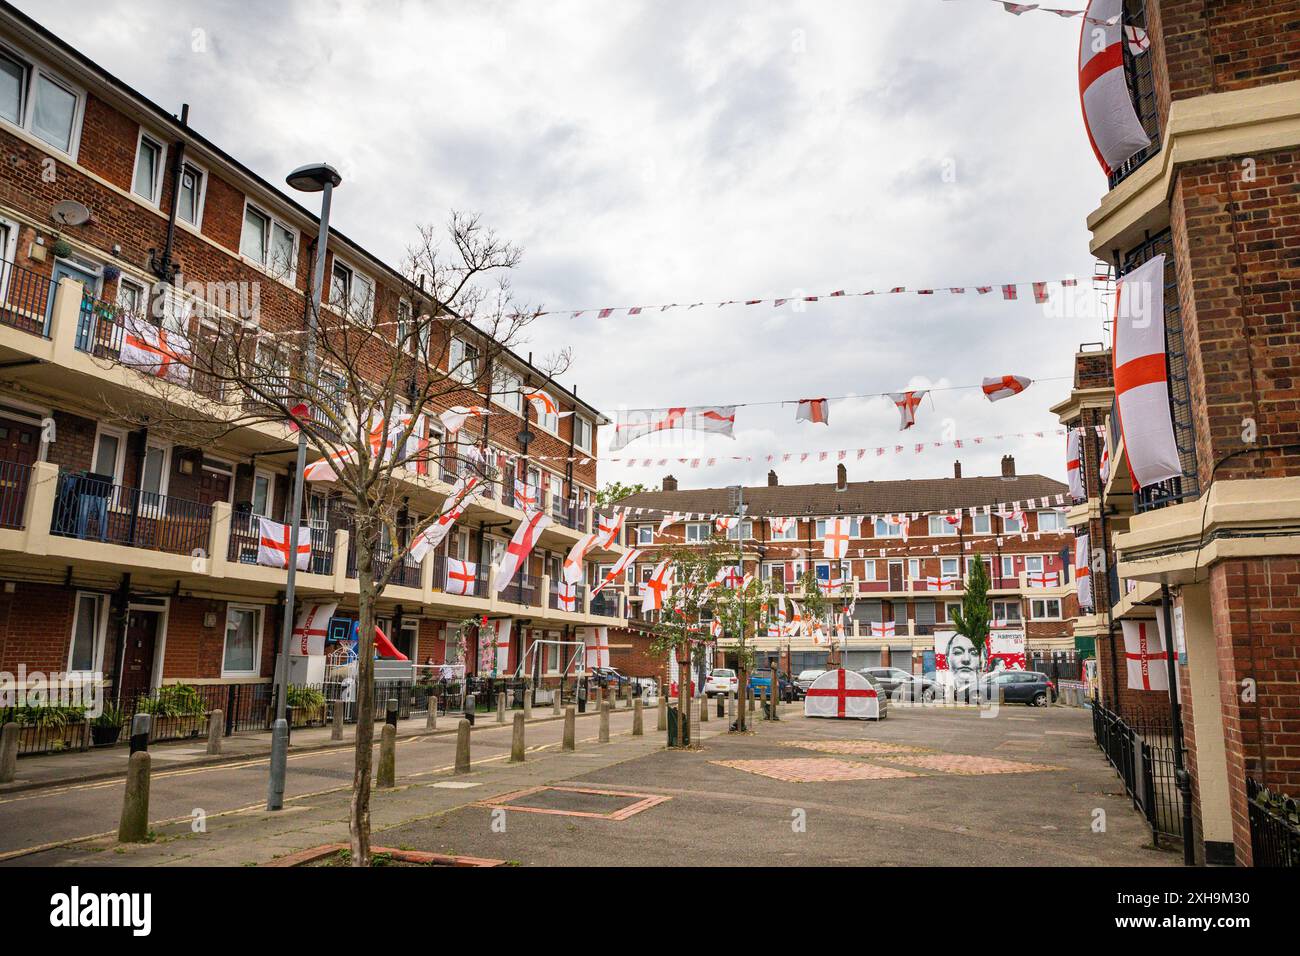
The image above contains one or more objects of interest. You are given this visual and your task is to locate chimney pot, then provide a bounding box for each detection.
[1001,455,1016,478]
[953,460,962,479]
[836,463,847,491]
[767,470,779,487]
[662,474,677,492]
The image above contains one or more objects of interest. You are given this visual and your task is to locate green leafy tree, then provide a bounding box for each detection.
[951,555,992,665]
[597,481,649,507]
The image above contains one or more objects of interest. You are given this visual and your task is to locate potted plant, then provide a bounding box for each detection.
[286,684,325,727]
[90,703,125,746]
[137,684,207,739]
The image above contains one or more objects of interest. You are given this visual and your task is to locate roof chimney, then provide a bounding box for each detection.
[1001,455,1016,478]
[953,460,962,479]
[662,474,677,492]
[767,470,779,487]
[836,463,847,491]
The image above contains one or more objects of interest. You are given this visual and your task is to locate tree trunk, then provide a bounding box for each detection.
[350,533,376,867]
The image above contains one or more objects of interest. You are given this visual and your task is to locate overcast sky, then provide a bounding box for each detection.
[21,0,1114,491]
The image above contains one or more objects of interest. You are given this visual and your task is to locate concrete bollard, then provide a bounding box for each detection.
[206,710,223,755]
[496,691,506,724]
[0,721,18,783]
[625,685,634,709]
[510,711,526,763]
[463,693,476,726]
[331,699,344,740]
[117,750,151,843]
[657,695,667,732]
[717,694,725,718]
[523,681,533,720]
[594,686,603,710]
[563,706,576,751]
[552,691,562,716]
[599,702,610,743]
[633,698,644,736]
[454,718,471,774]
[748,689,756,713]
[700,695,710,722]
[426,696,438,730]
[377,723,396,787]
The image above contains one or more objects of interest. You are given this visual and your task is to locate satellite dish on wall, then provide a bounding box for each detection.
[51,200,91,227]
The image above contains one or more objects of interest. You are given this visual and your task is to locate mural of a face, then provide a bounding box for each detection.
[946,634,978,686]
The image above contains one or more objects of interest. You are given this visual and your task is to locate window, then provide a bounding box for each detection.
[992,600,1022,624]
[1001,556,1016,579]
[0,48,83,156]
[763,562,786,589]
[240,204,297,279]
[940,557,959,578]
[684,522,710,543]
[945,602,961,622]
[928,515,958,536]
[816,517,859,538]
[223,605,263,676]
[1037,510,1065,532]
[1002,513,1024,534]
[115,276,148,320]
[1030,598,1062,620]
[770,520,799,541]
[536,399,560,435]
[635,525,654,545]
[972,513,991,534]
[177,163,205,228]
[449,337,480,383]
[329,259,374,322]
[397,300,417,355]
[907,559,920,580]
[497,368,523,414]
[132,132,165,204]
[67,592,105,673]
[140,444,170,499]
[251,471,274,518]
[862,559,876,581]
[726,520,753,541]
[91,426,125,482]
[1025,555,1044,573]
[874,517,903,537]
[574,416,593,452]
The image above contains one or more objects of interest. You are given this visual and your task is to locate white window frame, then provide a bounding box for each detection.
[114,273,149,321]
[992,600,1023,623]
[940,557,959,578]
[90,423,128,483]
[176,158,208,231]
[874,518,903,538]
[239,199,298,283]
[972,513,991,535]
[328,256,374,324]
[251,468,275,518]
[1037,510,1065,532]
[635,524,654,546]
[684,522,710,543]
[131,129,167,206]
[1001,556,1016,578]
[928,514,958,536]
[66,590,108,675]
[770,520,799,541]
[0,45,86,159]
[1025,555,1045,573]
[907,558,920,580]
[221,604,264,678]
[574,416,593,453]
[862,559,876,581]
[1030,597,1062,621]
[449,336,480,383]
[139,441,172,500]
[725,520,753,541]
[495,367,523,414]
[1002,513,1025,534]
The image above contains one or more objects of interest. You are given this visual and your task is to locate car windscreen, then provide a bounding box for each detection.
[797,670,826,680]
[710,670,735,677]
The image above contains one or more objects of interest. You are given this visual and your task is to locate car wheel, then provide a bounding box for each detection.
[921,687,936,703]
[1031,691,1048,707]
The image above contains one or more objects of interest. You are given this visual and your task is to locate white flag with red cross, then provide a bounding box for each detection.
[609,406,737,450]
[291,601,337,656]
[1075,533,1093,609]
[1079,0,1152,175]
[715,515,738,533]
[1123,618,1169,691]
[410,477,481,563]
[304,416,401,483]
[555,579,577,612]
[562,532,599,584]
[870,620,895,639]
[444,558,477,596]
[795,398,830,425]
[596,512,625,549]
[257,517,312,571]
[1027,570,1060,588]
[639,557,675,612]
[439,405,486,435]
[982,375,1032,403]
[591,548,642,596]
[1066,427,1085,499]
[823,516,851,560]
[889,391,926,430]
[1113,255,1180,489]
[803,668,879,720]
[768,516,795,535]
[524,390,558,417]
[120,314,192,385]
[658,512,684,534]
[582,626,610,670]
[513,479,538,511]
[493,509,552,593]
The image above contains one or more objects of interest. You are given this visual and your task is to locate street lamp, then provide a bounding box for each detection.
[267,163,341,812]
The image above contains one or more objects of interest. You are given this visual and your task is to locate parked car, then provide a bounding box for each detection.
[748,669,796,702]
[983,670,1057,706]
[587,666,630,692]
[704,668,738,697]
[861,667,937,702]
[793,669,827,699]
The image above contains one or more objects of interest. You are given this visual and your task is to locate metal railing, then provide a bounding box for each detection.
[1092,700,1184,843]
[499,572,539,607]
[0,458,32,529]
[550,581,586,612]
[1107,0,1161,189]
[74,292,127,359]
[346,533,421,588]
[0,256,54,337]
[1247,777,1300,867]
[50,471,211,556]
[227,510,340,576]
[590,589,619,617]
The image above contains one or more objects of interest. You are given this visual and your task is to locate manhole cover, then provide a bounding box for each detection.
[475,786,669,820]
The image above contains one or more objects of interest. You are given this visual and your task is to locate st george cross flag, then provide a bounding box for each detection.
[596,512,625,549]
[257,517,313,571]
[591,548,642,595]
[555,579,577,612]
[1113,255,1181,489]
[524,390,558,416]
[410,477,481,562]
[494,508,552,594]
[444,558,477,596]
[582,626,610,670]
[291,601,337,656]
[513,479,538,511]
[982,375,1032,403]
[715,515,738,533]
[639,557,675,611]
[795,398,830,425]
[768,516,795,535]
[1066,427,1085,500]
[609,406,737,450]
[1122,618,1169,691]
[439,405,486,435]
[120,314,192,385]
[657,512,684,534]
[1079,0,1152,175]
[889,391,926,430]
[870,620,895,639]
[1027,571,1060,588]
[303,418,390,483]
[823,516,851,560]
[1100,436,1111,485]
[803,668,879,720]
[1075,533,1093,610]
[562,532,599,584]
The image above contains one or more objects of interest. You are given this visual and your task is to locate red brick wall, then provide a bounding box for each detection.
[0,581,75,674]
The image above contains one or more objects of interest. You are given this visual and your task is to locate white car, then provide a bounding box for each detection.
[704,668,739,697]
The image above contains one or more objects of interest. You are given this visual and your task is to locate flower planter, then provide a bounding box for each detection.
[90,724,122,747]
[146,714,205,741]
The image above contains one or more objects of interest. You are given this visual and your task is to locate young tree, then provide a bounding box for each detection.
[597,481,648,507]
[96,213,567,865]
[952,555,993,668]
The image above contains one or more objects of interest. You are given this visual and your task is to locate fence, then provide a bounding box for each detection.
[0,458,32,529]
[50,471,212,555]
[1247,778,1300,867]
[228,510,342,575]
[1028,651,1082,683]
[0,256,54,337]
[1092,701,1183,844]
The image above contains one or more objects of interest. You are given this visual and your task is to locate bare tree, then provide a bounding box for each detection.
[93,212,569,865]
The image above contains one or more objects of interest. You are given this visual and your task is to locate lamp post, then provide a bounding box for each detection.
[267,163,341,812]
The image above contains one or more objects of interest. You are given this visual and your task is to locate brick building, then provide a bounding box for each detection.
[1058,0,1300,865]
[0,4,625,710]
[604,459,1076,686]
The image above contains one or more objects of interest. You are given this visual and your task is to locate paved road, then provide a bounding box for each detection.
[0,705,653,860]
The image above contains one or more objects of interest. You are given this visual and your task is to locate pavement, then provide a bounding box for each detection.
[0,699,1178,867]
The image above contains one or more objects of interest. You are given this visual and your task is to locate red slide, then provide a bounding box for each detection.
[373,626,408,661]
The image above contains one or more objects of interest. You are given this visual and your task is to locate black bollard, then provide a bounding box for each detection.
[386,698,399,728]
[463,692,476,726]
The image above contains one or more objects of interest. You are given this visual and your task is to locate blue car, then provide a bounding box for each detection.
[747,670,795,702]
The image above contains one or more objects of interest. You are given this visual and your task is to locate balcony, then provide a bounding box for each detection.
[499,572,540,608]
[50,470,210,556]
[1106,1,1161,190]
[0,459,32,530]
[550,581,586,612]
[0,256,54,338]
[346,534,421,590]
[590,589,620,618]
[228,509,341,576]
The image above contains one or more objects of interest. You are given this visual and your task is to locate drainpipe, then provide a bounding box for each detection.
[154,104,189,285]
[112,573,132,704]
[1160,583,1195,866]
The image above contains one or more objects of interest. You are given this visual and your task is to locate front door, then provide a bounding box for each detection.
[50,258,99,335]
[120,609,160,699]
[195,467,231,507]
[888,561,904,591]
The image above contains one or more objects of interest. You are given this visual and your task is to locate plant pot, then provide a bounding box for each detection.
[91,724,122,747]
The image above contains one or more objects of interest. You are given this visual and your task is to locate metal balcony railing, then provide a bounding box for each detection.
[499,572,539,607]
[50,471,211,555]
[0,459,32,529]
[0,257,54,337]
[1107,0,1161,189]
[227,509,341,575]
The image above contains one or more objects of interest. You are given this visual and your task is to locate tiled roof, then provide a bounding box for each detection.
[614,473,1067,517]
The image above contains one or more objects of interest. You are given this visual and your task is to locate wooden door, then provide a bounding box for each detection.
[0,416,38,528]
[120,610,159,699]
[195,467,232,508]
[888,561,904,591]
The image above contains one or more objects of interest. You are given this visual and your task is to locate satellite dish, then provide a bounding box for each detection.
[51,200,91,227]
